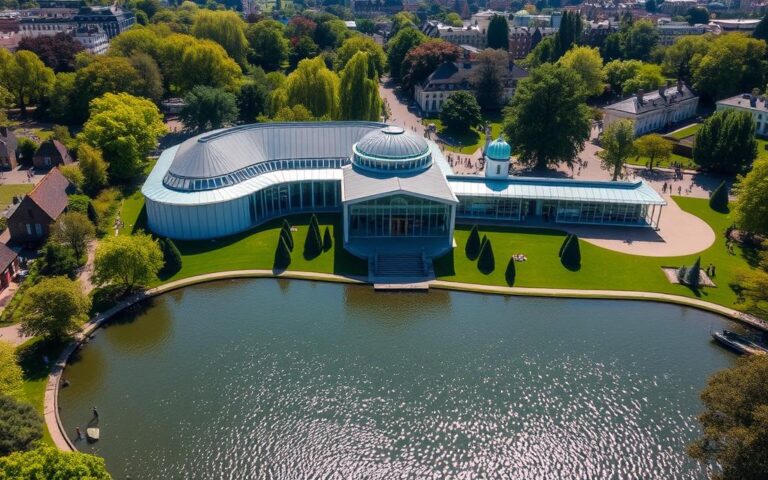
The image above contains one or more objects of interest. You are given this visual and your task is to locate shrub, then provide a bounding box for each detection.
[322,226,332,251]
[561,234,581,269]
[505,256,516,285]
[478,237,495,274]
[37,241,79,278]
[304,215,323,258]
[281,219,293,250]
[709,180,729,213]
[0,342,23,400]
[274,235,291,270]
[465,225,481,260]
[0,396,43,456]
[559,233,573,257]
[67,194,90,215]
[682,256,701,287]
[161,238,182,274]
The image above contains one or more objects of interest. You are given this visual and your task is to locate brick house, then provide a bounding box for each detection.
[0,242,19,292]
[0,126,18,170]
[32,139,73,169]
[7,168,73,245]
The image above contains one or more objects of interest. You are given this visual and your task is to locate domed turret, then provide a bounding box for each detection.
[484,136,511,179]
[352,125,432,173]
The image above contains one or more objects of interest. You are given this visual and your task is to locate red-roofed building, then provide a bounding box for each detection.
[32,139,73,169]
[7,168,73,245]
[0,242,19,292]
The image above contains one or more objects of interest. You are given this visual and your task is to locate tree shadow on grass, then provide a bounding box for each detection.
[16,337,67,382]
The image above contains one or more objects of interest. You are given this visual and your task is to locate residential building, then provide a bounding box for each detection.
[0,31,19,51]
[73,24,108,54]
[657,21,711,45]
[414,54,528,115]
[73,5,135,39]
[602,82,699,136]
[716,93,768,137]
[424,23,487,49]
[18,16,75,38]
[7,168,73,245]
[32,139,73,169]
[710,18,761,33]
[0,243,19,293]
[0,127,18,171]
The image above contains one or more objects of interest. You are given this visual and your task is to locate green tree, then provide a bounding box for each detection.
[487,14,509,50]
[472,48,508,110]
[477,237,495,274]
[336,35,386,77]
[0,341,23,400]
[16,138,37,167]
[281,56,339,119]
[59,165,84,191]
[15,277,91,341]
[180,85,238,132]
[600,32,623,62]
[686,7,710,25]
[236,80,268,122]
[192,10,248,64]
[558,46,605,97]
[560,234,581,269]
[661,35,711,82]
[0,446,111,479]
[504,256,516,285]
[71,55,146,123]
[128,52,164,103]
[444,12,463,27]
[2,50,55,117]
[108,25,161,58]
[0,395,43,456]
[559,233,573,258]
[304,214,322,258]
[634,133,671,170]
[322,226,332,251]
[688,355,768,479]
[754,13,768,42]
[440,91,482,133]
[693,109,757,173]
[48,72,76,123]
[504,63,591,170]
[621,63,664,94]
[709,180,729,213]
[526,36,556,67]
[50,212,95,260]
[390,11,416,35]
[281,219,293,250]
[314,19,349,50]
[93,233,164,292]
[161,238,182,275]
[601,119,636,180]
[339,52,382,121]
[692,33,766,101]
[733,158,768,235]
[77,144,108,196]
[270,105,315,122]
[621,19,659,61]
[553,11,582,59]
[386,27,425,81]
[274,234,291,270]
[400,40,462,92]
[79,92,166,182]
[289,35,319,69]
[17,32,83,73]
[465,225,481,259]
[246,20,289,71]
[158,34,242,94]
[37,241,79,278]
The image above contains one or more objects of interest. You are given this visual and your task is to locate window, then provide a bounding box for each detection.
[25,224,31,235]
[34,224,42,236]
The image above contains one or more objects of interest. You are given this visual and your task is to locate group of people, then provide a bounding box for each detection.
[512,254,528,262]
[705,263,717,278]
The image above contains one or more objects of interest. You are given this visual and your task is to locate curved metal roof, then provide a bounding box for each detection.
[354,126,429,160]
[167,122,386,181]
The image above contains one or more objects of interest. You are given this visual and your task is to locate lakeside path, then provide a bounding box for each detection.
[45,270,768,453]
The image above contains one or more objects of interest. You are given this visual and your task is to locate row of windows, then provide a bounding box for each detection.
[352,153,431,173]
[348,196,450,238]
[163,157,349,192]
[249,181,340,224]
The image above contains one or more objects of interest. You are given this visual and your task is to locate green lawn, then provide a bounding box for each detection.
[435,196,753,309]
[160,213,368,283]
[667,123,701,140]
[625,152,697,170]
[17,337,65,447]
[424,115,504,154]
[118,190,146,236]
[0,184,33,209]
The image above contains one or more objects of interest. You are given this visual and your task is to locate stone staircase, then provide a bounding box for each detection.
[372,253,429,279]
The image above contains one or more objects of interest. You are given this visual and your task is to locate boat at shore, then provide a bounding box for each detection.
[712,330,768,356]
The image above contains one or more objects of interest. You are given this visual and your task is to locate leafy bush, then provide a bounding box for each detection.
[304,214,323,258]
[505,256,516,286]
[323,226,332,251]
[0,396,43,456]
[161,238,182,275]
[37,241,79,278]
[274,235,291,270]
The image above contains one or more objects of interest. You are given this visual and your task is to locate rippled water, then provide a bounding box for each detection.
[58,280,735,479]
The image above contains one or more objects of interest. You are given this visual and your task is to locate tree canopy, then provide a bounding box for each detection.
[634,134,671,170]
[601,119,635,180]
[93,233,164,292]
[0,446,111,479]
[691,33,766,101]
[339,52,382,121]
[693,109,757,173]
[440,91,482,133]
[336,35,386,77]
[0,50,55,117]
[733,158,768,235]
[503,63,591,170]
[279,56,339,119]
[487,14,509,50]
[400,40,461,92]
[558,46,605,97]
[17,33,83,73]
[15,277,91,341]
[180,85,238,131]
[191,10,248,65]
[0,395,43,457]
[77,144,108,196]
[472,48,508,111]
[246,20,289,71]
[386,27,426,81]
[50,212,95,261]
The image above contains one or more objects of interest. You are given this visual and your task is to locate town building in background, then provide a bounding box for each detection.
[602,81,699,136]
[716,93,768,137]
[73,24,108,54]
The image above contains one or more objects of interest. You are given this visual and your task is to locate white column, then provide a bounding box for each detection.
[343,203,349,244]
[448,204,456,248]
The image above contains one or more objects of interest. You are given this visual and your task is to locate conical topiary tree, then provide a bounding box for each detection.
[161,238,182,274]
[559,233,573,257]
[304,216,323,258]
[683,256,701,287]
[274,235,291,270]
[322,226,332,251]
[281,219,294,249]
[560,234,581,269]
[709,180,729,213]
[505,256,516,285]
[478,237,495,274]
[465,225,481,260]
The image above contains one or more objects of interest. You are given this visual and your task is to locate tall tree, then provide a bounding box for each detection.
[281,56,339,119]
[558,46,605,97]
[440,91,482,133]
[79,92,166,182]
[693,109,757,174]
[634,134,671,170]
[503,63,591,170]
[191,10,249,64]
[391,11,417,35]
[486,14,509,50]
[77,144,108,195]
[685,7,710,25]
[93,233,164,292]
[236,80,268,122]
[339,52,382,121]
[2,50,54,117]
[50,212,95,261]
[71,55,146,123]
[336,35,386,77]
[688,355,768,479]
[0,446,111,479]
[661,35,711,82]
[0,396,43,456]
[621,19,659,61]
[692,33,766,101]
[180,85,238,131]
[733,158,768,235]
[554,11,582,59]
[399,40,461,92]
[754,13,768,42]
[17,33,83,72]
[314,19,349,49]
[621,63,664,94]
[386,27,425,81]
[128,52,164,103]
[246,20,289,71]
[601,119,635,180]
[472,48,508,110]
[15,277,91,342]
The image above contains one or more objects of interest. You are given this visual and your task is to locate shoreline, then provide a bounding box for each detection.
[45,270,767,453]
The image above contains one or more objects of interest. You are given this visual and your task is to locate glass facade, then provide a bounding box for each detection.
[456,196,523,221]
[348,195,451,238]
[552,200,648,226]
[249,181,340,224]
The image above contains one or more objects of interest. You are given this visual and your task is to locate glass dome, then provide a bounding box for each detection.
[352,126,432,173]
[486,136,511,161]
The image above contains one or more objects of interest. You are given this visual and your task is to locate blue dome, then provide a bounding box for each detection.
[486,136,511,161]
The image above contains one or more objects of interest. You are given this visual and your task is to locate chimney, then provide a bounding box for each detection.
[658,83,666,98]
[636,89,644,105]
[677,80,684,93]
[750,95,757,108]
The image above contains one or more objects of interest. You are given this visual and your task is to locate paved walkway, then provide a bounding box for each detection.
[0,322,29,346]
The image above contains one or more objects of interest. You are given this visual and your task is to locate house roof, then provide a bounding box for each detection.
[342,162,458,204]
[422,61,528,89]
[0,242,17,271]
[34,139,72,164]
[22,168,71,220]
[603,84,697,115]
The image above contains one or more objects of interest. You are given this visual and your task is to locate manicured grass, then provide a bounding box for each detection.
[625,152,697,170]
[160,213,368,283]
[435,196,754,310]
[0,183,33,209]
[17,337,66,447]
[118,190,146,236]
[424,115,504,154]
[667,123,701,140]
